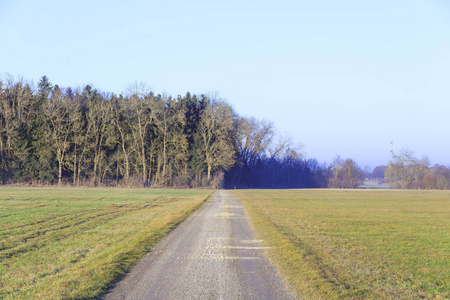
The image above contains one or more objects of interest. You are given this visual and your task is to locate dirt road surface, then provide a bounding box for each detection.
[101,190,295,300]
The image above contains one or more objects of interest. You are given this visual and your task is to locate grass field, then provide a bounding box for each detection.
[0,187,212,299]
[231,189,449,299]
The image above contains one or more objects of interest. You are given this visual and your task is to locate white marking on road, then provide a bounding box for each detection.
[213,212,237,217]
[192,256,261,260]
[222,246,271,250]
[239,239,264,244]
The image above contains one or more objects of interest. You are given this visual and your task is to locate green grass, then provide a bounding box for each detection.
[0,187,213,299]
[231,189,450,299]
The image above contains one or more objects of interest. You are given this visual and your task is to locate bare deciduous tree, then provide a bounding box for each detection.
[236,116,274,167]
[45,86,82,185]
[385,148,429,189]
[152,96,188,186]
[126,83,153,184]
[197,98,235,181]
[85,87,115,186]
[111,96,134,184]
[329,156,364,188]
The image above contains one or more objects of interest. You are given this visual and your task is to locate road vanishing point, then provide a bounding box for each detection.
[101,190,295,300]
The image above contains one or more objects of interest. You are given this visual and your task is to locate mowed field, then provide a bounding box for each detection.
[0,187,212,299]
[231,189,449,299]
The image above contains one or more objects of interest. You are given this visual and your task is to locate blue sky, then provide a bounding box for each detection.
[1,0,449,168]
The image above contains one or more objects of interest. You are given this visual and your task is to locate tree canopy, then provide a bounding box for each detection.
[2,75,448,189]
[0,75,329,188]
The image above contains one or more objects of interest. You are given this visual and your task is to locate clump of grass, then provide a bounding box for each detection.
[231,189,450,299]
[0,187,212,299]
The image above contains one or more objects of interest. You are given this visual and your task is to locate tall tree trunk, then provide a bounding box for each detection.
[141,144,146,183]
[0,137,5,168]
[148,147,154,185]
[116,126,130,183]
[162,123,167,185]
[98,155,102,186]
[138,119,147,184]
[116,163,119,186]
[58,161,62,186]
[77,165,81,187]
[0,137,5,183]
[122,143,129,183]
[156,156,161,185]
[73,145,77,186]
[92,162,97,186]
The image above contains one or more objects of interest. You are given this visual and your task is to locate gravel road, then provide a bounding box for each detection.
[101,190,295,300]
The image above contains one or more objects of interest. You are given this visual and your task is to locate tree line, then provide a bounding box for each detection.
[0,75,330,188]
[325,150,450,190]
[372,149,450,190]
[1,75,447,189]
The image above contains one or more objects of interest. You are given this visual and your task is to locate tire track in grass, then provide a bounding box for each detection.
[1,206,155,259]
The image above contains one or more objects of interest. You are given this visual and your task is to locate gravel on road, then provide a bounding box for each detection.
[100,190,295,300]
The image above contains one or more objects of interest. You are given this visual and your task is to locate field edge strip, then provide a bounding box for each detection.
[97,190,215,298]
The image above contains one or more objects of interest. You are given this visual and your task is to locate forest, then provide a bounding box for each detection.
[1,75,449,189]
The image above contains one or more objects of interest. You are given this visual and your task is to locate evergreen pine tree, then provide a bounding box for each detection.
[31,76,56,184]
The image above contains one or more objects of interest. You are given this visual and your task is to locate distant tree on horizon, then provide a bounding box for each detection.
[385,148,429,189]
[328,156,364,188]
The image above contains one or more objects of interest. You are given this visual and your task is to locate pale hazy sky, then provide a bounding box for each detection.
[1,0,449,168]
